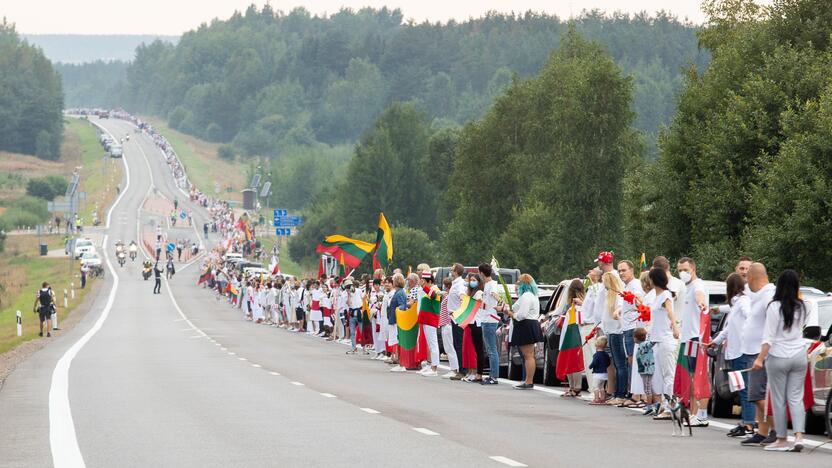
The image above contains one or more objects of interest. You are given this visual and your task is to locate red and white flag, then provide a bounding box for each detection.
[269,255,280,275]
[684,340,699,357]
[727,370,745,392]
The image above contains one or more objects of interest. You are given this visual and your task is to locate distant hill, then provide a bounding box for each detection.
[22,34,178,63]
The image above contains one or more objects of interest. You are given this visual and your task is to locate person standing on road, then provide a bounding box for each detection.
[438,277,461,379]
[500,273,543,390]
[581,268,602,392]
[618,260,644,406]
[739,263,777,446]
[446,263,467,376]
[80,263,88,289]
[153,262,163,294]
[557,279,587,397]
[601,271,627,405]
[387,274,406,371]
[416,271,442,377]
[752,269,807,452]
[676,257,710,427]
[710,273,754,437]
[647,267,680,420]
[33,282,55,337]
[478,263,501,385]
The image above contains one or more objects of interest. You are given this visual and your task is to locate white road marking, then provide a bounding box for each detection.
[320,393,336,398]
[290,381,304,386]
[412,427,439,436]
[50,120,134,468]
[490,456,527,467]
[360,408,380,414]
[220,347,227,351]
[238,357,247,361]
[228,352,236,356]
[251,364,262,368]
[268,372,281,376]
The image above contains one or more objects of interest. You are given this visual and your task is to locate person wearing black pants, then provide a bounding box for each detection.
[469,323,485,381]
[153,262,163,294]
[463,272,486,382]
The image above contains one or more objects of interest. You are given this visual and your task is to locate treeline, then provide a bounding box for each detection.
[290,0,832,290]
[0,20,63,160]
[56,60,128,108]
[118,5,706,154]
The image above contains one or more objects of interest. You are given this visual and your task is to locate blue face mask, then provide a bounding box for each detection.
[469,280,479,289]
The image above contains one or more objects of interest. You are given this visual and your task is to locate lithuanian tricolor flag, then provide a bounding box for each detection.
[555,305,584,380]
[451,294,481,328]
[361,295,372,323]
[396,301,419,350]
[417,288,441,327]
[639,252,647,273]
[338,252,347,278]
[316,235,375,269]
[373,212,393,271]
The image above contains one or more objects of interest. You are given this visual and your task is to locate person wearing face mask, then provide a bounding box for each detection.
[460,273,485,382]
[676,257,710,427]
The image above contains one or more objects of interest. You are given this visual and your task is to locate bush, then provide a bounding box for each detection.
[25,175,67,201]
[0,195,50,230]
[218,145,235,161]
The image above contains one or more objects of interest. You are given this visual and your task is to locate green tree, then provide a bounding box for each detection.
[25,175,67,201]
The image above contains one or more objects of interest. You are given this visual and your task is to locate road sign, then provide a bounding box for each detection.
[273,209,288,217]
[260,181,271,198]
[250,174,261,189]
[47,201,73,212]
[273,216,303,227]
[275,228,292,236]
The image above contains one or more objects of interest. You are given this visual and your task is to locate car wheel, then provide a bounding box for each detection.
[507,349,523,381]
[543,347,558,386]
[825,390,832,438]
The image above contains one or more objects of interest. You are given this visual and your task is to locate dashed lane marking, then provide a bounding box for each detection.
[360,408,380,414]
[320,393,336,398]
[412,428,439,436]
[251,364,262,368]
[290,381,304,386]
[490,456,528,467]
[237,357,247,361]
[268,372,281,376]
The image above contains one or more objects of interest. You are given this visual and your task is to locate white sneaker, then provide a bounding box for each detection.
[382,357,393,363]
[441,371,456,379]
[389,365,406,373]
[686,415,709,427]
[418,367,430,375]
[421,369,438,377]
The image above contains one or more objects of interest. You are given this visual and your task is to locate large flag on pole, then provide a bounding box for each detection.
[372,212,393,271]
[555,305,584,380]
[316,235,374,269]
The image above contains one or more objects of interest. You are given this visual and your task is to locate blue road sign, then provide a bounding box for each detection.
[275,228,292,236]
[273,209,288,217]
[273,216,303,227]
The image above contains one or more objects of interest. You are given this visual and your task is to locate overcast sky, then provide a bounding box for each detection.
[6,1,724,35]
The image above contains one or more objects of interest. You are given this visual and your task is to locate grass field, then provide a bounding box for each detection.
[0,235,92,354]
[143,117,245,201]
[255,235,308,277]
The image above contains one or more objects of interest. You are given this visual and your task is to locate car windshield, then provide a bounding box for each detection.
[817,301,832,333]
[82,253,96,259]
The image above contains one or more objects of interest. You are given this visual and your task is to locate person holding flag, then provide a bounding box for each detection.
[555,280,586,397]
[478,263,501,386]
[387,274,407,371]
[674,257,710,427]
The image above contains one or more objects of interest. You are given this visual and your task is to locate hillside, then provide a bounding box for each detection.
[22,34,177,63]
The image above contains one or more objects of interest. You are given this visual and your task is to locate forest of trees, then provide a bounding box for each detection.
[116,6,706,155]
[0,20,64,159]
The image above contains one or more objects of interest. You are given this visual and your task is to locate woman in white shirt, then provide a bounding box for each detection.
[499,274,543,390]
[601,271,628,405]
[752,270,807,452]
[647,268,680,419]
[710,273,754,435]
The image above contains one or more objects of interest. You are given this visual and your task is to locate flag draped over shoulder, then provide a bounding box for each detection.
[396,301,419,350]
[693,311,712,400]
[316,235,374,269]
[452,294,481,328]
[372,212,393,271]
[417,287,441,327]
[197,268,212,285]
[556,305,584,380]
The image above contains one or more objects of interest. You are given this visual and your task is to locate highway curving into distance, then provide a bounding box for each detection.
[0,118,828,467]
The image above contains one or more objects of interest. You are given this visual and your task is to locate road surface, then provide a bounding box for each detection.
[0,118,828,467]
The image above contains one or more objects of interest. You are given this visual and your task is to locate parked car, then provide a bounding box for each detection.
[109,144,123,158]
[80,251,102,268]
[496,284,557,383]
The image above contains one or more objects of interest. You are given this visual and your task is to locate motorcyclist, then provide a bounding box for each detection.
[128,241,138,261]
[116,241,126,266]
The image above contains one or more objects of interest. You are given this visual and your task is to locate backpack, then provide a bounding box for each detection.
[39,289,53,307]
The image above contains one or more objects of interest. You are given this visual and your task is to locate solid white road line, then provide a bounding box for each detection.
[290,381,304,386]
[320,393,337,398]
[50,120,134,468]
[360,408,380,414]
[490,456,528,467]
[412,427,439,436]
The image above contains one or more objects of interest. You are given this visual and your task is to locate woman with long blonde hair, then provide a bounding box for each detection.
[601,271,628,405]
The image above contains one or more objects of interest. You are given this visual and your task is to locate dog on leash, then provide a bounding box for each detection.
[664,394,692,437]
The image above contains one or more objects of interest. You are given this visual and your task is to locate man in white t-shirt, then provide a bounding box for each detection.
[677,257,710,427]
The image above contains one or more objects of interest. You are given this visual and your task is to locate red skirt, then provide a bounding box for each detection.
[357,321,373,345]
[414,324,429,363]
[461,326,477,370]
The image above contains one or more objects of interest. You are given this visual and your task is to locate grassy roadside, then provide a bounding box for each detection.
[142,117,245,202]
[255,235,308,277]
[64,118,123,224]
[0,235,93,354]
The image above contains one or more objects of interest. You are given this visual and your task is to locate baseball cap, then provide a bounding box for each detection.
[594,251,614,264]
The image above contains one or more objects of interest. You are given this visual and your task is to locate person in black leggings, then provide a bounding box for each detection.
[464,273,486,382]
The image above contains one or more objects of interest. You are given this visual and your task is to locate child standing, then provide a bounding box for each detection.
[589,336,610,404]
[634,327,658,414]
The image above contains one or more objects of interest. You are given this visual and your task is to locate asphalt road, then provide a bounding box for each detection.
[0,117,829,468]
